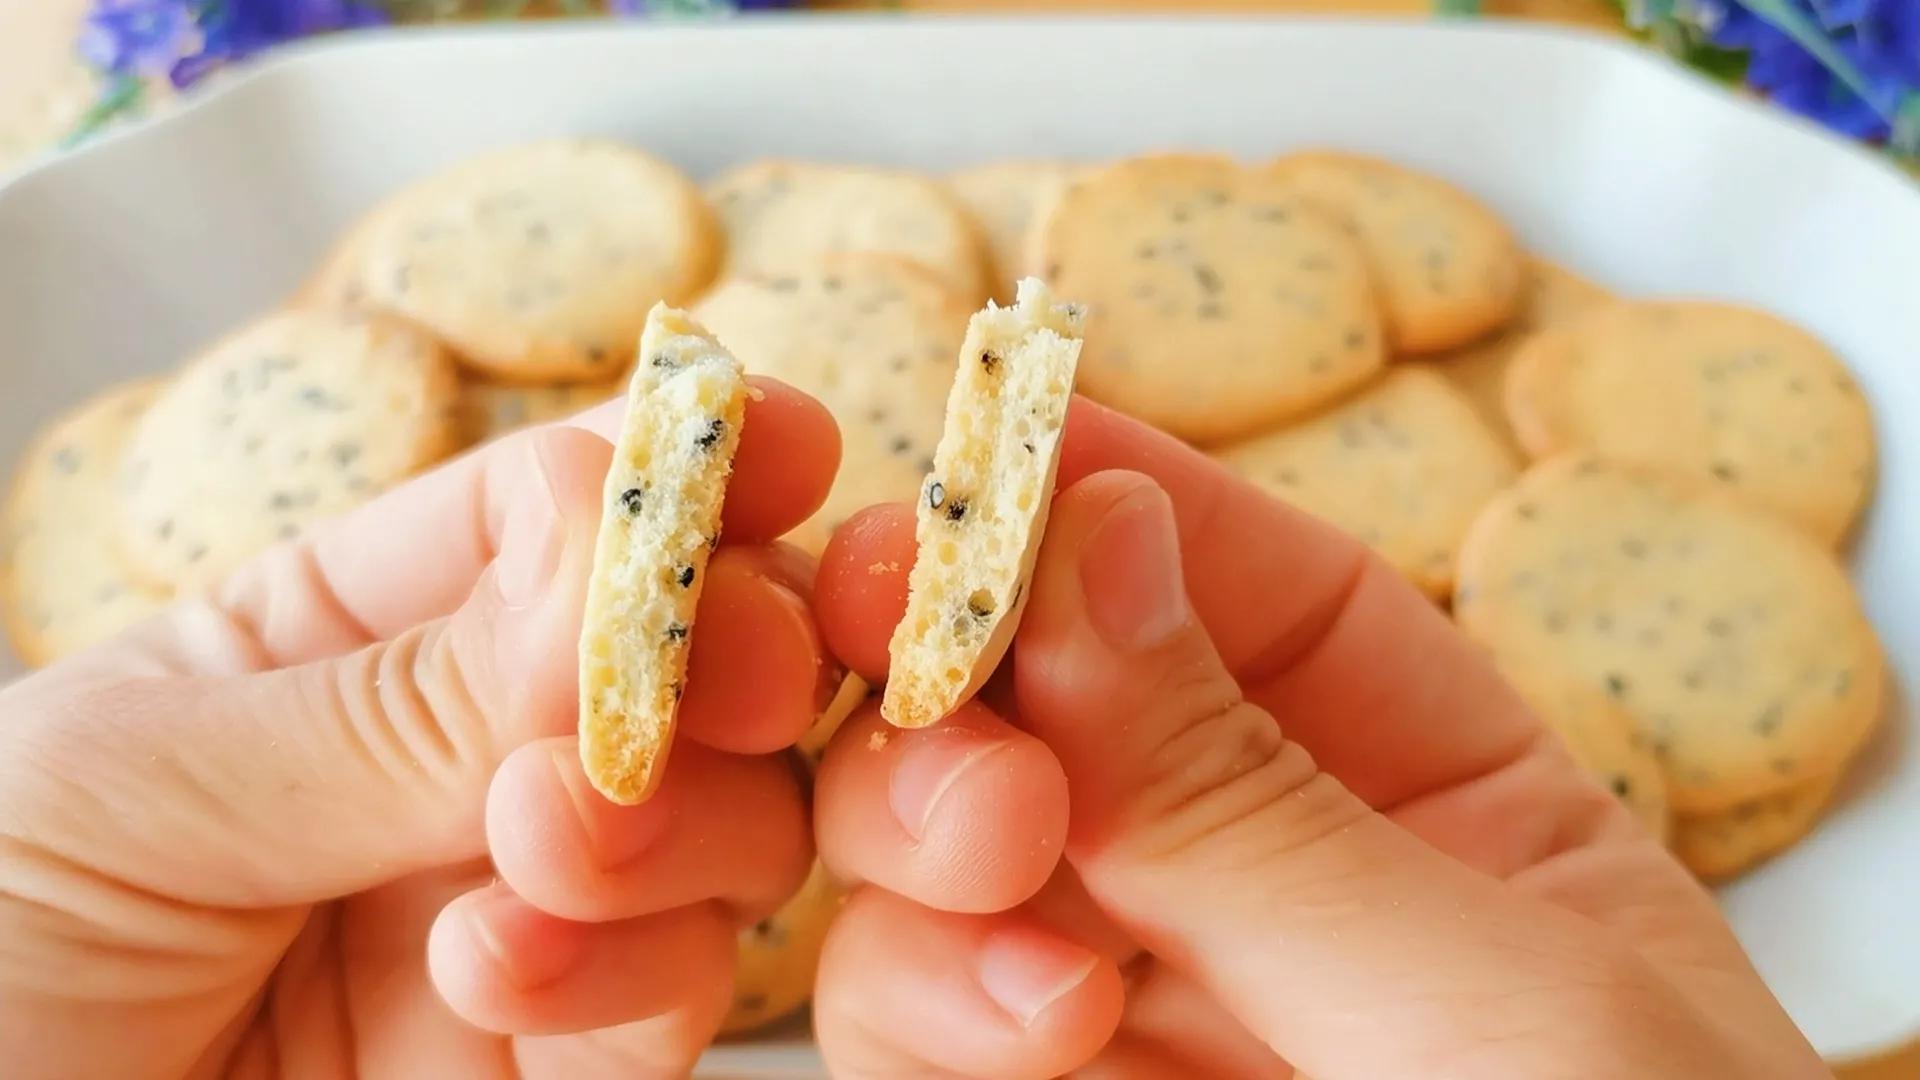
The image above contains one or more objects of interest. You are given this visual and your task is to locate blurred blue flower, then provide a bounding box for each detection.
[79,0,201,76]
[1675,0,1920,144]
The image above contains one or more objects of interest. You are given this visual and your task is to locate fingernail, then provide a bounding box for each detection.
[1078,481,1190,652]
[978,923,1100,1029]
[552,746,669,868]
[495,437,570,610]
[889,734,1010,842]
[467,889,584,990]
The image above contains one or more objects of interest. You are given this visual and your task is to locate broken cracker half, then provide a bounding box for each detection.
[578,304,750,804]
[881,278,1084,729]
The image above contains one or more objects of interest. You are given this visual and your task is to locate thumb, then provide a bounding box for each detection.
[1015,471,1654,1077]
[6,426,607,909]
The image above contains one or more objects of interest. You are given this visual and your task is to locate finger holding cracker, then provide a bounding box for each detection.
[882,278,1084,729]
[578,305,751,804]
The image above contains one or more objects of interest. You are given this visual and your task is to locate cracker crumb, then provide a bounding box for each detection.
[867,731,890,751]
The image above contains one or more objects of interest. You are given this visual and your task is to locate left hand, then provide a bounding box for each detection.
[0,381,841,1079]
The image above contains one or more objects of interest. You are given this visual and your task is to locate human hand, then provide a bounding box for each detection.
[0,380,840,1079]
[806,398,1831,1078]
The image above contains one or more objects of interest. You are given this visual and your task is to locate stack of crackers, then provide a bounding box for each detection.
[0,140,1887,1034]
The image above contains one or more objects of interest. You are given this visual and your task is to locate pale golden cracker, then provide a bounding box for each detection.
[695,254,971,545]
[1505,300,1874,545]
[356,140,718,381]
[708,160,988,301]
[1673,772,1841,881]
[1215,366,1516,599]
[884,280,1083,729]
[1454,457,1882,813]
[946,160,1087,302]
[1430,260,1614,453]
[2,380,172,664]
[117,309,461,590]
[1036,153,1383,443]
[578,306,749,805]
[1268,150,1525,354]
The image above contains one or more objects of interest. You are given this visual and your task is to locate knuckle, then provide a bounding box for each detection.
[1109,697,1366,871]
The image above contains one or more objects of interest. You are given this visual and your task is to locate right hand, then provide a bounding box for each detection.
[805,397,1831,1078]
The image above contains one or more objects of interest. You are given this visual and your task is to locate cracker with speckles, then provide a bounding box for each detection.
[1505,300,1874,546]
[1454,457,1883,813]
[946,160,1088,303]
[1501,671,1670,842]
[1035,153,1384,443]
[694,254,972,551]
[117,310,461,591]
[578,306,749,806]
[1267,150,1524,354]
[2,380,173,665]
[1673,772,1840,881]
[352,140,718,381]
[1215,366,1516,599]
[1430,260,1614,453]
[708,160,988,301]
[720,860,847,1036]
[454,375,625,446]
[883,279,1083,729]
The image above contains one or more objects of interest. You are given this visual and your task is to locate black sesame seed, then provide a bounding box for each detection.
[677,565,695,587]
[269,491,295,511]
[890,436,912,455]
[927,482,946,510]
[331,442,361,467]
[946,499,968,522]
[1515,502,1538,521]
[1170,206,1192,223]
[1044,261,1061,279]
[1610,777,1632,798]
[586,345,607,365]
[299,386,345,411]
[619,487,645,515]
[1022,441,1035,454]
[1193,265,1222,294]
[1705,615,1732,637]
[651,353,676,369]
[1754,703,1784,736]
[694,419,725,450]
[1345,327,1366,350]
[1604,673,1629,698]
[665,623,688,641]
[1710,461,1740,482]
[980,350,1000,373]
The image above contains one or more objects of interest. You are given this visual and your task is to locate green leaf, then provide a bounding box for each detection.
[1433,0,1481,14]
[62,74,145,149]
[1892,94,1920,159]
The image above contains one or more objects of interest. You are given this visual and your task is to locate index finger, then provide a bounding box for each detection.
[816,395,1538,809]
[219,375,839,665]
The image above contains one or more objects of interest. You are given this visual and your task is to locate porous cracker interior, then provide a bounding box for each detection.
[578,305,747,804]
[882,278,1083,728]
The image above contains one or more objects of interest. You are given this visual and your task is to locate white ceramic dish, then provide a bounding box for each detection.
[1,14,1915,1069]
